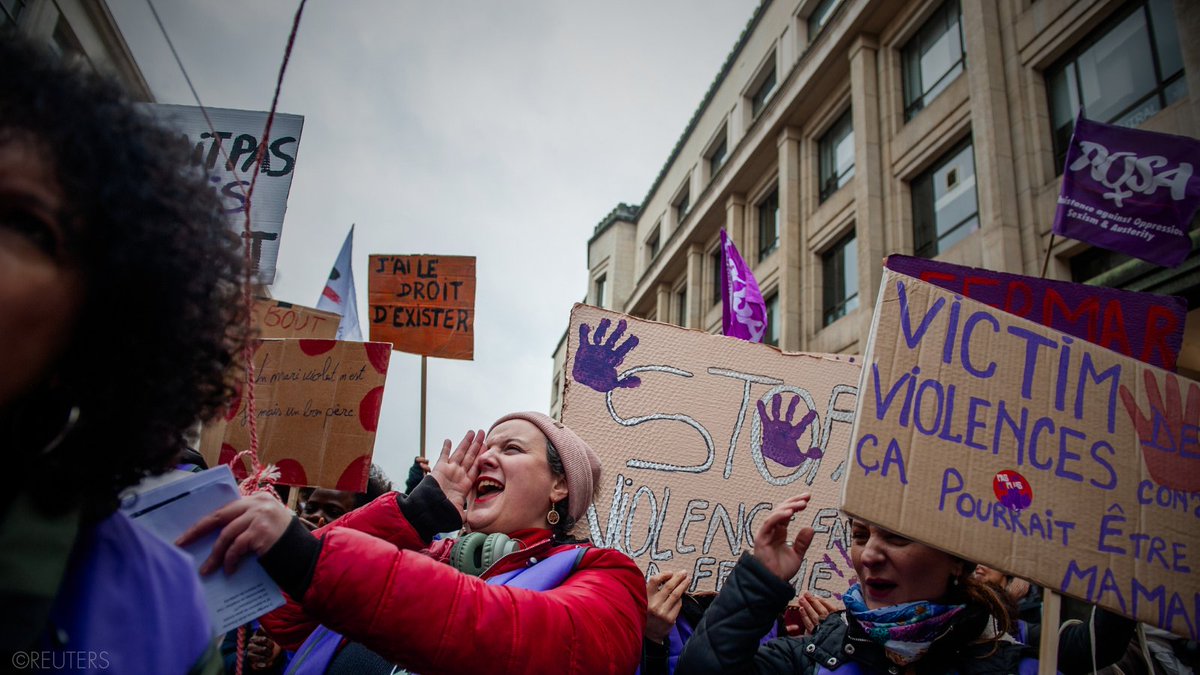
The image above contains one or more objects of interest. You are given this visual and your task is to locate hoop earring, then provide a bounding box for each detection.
[546,508,560,526]
[41,405,81,456]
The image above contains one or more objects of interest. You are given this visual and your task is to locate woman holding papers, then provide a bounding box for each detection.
[0,37,249,673]
[676,497,1041,675]
[182,412,646,674]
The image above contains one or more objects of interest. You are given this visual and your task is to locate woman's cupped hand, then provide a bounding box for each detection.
[752,494,815,583]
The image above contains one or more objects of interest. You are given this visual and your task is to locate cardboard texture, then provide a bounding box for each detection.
[563,304,861,597]
[252,298,340,339]
[148,104,303,285]
[368,255,476,360]
[885,255,1187,371]
[200,339,391,491]
[843,269,1199,640]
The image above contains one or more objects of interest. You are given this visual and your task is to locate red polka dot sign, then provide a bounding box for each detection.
[201,338,392,491]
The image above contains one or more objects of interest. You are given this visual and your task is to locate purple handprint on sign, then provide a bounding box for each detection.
[757,393,823,468]
[573,318,641,393]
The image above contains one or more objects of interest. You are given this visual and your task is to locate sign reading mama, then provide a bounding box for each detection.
[563,305,861,597]
[844,269,1200,640]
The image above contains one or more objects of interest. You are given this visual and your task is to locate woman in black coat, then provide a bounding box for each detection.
[677,495,1040,675]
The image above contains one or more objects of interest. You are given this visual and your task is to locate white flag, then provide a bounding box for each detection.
[315,225,363,340]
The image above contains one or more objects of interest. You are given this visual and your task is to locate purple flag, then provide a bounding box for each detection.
[720,229,767,342]
[1052,113,1200,268]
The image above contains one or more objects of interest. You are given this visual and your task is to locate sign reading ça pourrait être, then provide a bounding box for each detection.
[843,269,1200,640]
[368,255,476,360]
[562,304,862,597]
[252,298,339,339]
[148,104,304,285]
[200,339,391,492]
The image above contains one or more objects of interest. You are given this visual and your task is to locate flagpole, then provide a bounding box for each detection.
[419,355,427,458]
[1039,232,1057,279]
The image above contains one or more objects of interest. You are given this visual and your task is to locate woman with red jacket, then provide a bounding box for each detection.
[181,411,646,674]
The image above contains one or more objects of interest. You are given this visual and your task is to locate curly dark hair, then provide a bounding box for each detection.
[1,36,251,519]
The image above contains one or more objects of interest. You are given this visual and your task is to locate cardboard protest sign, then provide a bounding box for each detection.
[149,104,304,284]
[200,339,391,491]
[885,255,1187,371]
[368,255,476,360]
[252,298,340,339]
[843,269,1200,639]
[1052,113,1200,268]
[563,304,861,596]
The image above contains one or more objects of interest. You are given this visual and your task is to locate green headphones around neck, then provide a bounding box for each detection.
[450,532,522,577]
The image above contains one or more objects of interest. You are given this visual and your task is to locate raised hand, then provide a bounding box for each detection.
[431,429,485,519]
[752,494,814,583]
[784,591,842,636]
[1119,370,1200,492]
[645,570,690,644]
[757,394,823,467]
[573,318,641,392]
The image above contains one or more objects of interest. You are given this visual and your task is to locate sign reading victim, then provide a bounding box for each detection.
[843,269,1200,639]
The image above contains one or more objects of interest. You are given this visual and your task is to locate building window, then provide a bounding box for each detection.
[594,274,607,309]
[808,0,841,42]
[912,138,978,258]
[710,248,722,306]
[676,286,688,327]
[750,61,778,119]
[902,0,965,121]
[1,0,26,28]
[675,186,691,222]
[818,109,855,202]
[758,188,780,261]
[822,231,859,326]
[647,225,662,263]
[709,134,729,178]
[551,374,560,407]
[1047,0,1185,171]
[764,292,780,346]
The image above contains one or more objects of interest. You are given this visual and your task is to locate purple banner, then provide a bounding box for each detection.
[885,254,1186,371]
[720,229,767,342]
[1052,113,1200,268]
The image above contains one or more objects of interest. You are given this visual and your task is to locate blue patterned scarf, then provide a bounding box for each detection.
[842,584,965,666]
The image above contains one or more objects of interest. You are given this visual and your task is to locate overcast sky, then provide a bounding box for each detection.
[107,0,759,485]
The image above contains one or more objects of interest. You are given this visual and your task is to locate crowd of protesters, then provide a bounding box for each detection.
[4,31,1198,675]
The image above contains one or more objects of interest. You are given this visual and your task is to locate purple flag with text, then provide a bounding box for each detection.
[720,229,767,342]
[1052,113,1200,267]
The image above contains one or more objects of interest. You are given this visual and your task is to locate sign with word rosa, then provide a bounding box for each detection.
[369,255,476,360]
[1052,113,1200,268]
[252,298,339,339]
[563,305,861,597]
[885,255,1187,371]
[149,104,304,285]
[200,339,391,491]
[844,270,1200,640]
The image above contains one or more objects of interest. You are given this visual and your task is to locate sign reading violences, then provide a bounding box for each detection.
[368,255,476,360]
[563,304,861,597]
[843,269,1200,640]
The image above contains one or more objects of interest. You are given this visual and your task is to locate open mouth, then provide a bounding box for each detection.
[863,579,897,598]
[473,477,505,504]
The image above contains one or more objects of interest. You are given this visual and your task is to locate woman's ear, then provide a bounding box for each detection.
[549,474,568,505]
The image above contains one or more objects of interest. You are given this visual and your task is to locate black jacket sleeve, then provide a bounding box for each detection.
[676,553,805,675]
